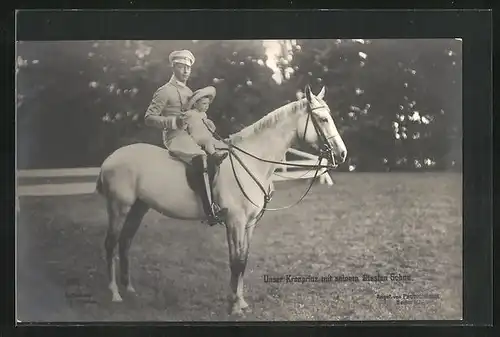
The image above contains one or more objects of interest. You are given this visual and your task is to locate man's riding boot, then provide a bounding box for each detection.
[193,155,227,226]
[200,143,228,166]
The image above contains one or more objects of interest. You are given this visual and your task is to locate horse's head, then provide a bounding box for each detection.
[296,85,347,167]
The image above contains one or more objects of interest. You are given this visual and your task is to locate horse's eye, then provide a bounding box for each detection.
[319,117,328,123]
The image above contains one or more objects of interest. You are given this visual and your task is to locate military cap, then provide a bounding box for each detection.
[168,50,195,67]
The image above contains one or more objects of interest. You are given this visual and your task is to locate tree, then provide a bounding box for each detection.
[274,39,462,171]
[16,39,462,172]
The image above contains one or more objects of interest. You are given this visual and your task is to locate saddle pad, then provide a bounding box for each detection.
[184,155,219,193]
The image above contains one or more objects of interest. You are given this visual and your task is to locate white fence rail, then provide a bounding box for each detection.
[273,148,334,185]
[17,167,101,178]
[17,148,332,196]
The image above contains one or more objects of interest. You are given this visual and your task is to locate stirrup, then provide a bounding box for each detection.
[204,203,227,226]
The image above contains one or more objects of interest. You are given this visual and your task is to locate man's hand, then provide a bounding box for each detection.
[159,116,181,130]
[176,115,188,129]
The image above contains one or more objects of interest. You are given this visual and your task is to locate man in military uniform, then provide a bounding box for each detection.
[144,50,227,226]
[144,49,195,151]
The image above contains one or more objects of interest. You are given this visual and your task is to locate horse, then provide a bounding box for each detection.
[95,85,347,316]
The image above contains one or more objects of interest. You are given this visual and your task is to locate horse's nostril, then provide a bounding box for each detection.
[340,150,347,161]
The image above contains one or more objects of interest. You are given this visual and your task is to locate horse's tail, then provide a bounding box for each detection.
[95,169,105,196]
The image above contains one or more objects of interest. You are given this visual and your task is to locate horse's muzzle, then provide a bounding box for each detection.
[323,148,347,169]
[338,149,347,163]
[320,148,336,169]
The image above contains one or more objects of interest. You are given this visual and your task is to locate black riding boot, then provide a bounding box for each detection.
[192,155,227,226]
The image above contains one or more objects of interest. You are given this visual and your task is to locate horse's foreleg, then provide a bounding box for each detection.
[118,200,149,294]
[225,216,256,316]
[105,200,131,302]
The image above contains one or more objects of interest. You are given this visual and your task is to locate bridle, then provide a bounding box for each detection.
[302,103,340,169]
[211,100,340,227]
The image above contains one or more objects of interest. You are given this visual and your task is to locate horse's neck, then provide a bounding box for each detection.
[231,103,304,180]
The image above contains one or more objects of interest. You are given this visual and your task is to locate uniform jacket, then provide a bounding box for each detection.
[144,75,193,143]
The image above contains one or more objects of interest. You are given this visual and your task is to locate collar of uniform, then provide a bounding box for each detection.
[168,75,187,88]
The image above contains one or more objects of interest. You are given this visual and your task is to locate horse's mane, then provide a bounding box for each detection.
[228,98,308,144]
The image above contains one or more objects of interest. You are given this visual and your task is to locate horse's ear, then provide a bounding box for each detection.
[305,85,313,102]
[317,86,326,100]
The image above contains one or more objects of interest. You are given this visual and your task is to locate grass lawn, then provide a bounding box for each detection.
[16,172,462,322]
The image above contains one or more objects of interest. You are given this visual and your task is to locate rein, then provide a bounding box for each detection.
[226,147,324,226]
[215,106,337,170]
[209,102,337,226]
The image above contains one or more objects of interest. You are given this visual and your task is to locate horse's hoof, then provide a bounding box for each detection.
[230,308,245,317]
[126,285,136,293]
[111,294,123,302]
[109,284,123,302]
[239,299,249,310]
[228,303,248,317]
[242,305,252,313]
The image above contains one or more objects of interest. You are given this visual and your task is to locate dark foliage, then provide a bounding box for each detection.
[16,39,461,171]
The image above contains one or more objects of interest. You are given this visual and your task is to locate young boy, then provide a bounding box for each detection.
[182,86,228,164]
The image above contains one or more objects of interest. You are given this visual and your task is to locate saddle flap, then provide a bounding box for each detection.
[185,156,219,193]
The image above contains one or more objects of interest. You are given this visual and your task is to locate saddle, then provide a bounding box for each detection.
[185,155,220,194]
[167,149,219,193]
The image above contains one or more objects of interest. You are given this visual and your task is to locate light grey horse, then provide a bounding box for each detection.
[96,85,347,316]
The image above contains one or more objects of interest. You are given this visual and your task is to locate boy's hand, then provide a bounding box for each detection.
[176,115,188,129]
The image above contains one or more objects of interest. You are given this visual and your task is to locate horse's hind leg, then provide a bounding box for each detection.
[118,199,149,293]
[104,200,131,302]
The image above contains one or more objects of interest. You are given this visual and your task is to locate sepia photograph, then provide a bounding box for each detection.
[16,38,463,322]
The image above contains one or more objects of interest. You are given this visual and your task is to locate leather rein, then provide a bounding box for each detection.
[211,102,338,226]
